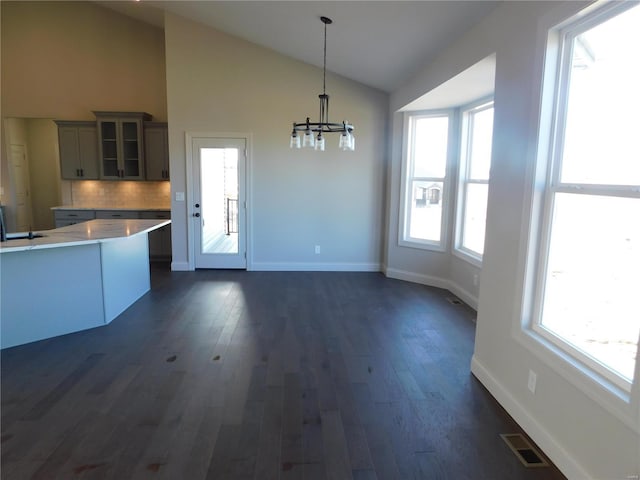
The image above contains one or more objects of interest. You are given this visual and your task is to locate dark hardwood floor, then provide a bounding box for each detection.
[1,265,566,480]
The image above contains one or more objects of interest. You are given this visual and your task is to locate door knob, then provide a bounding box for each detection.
[195,203,200,208]
[193,212,200,217]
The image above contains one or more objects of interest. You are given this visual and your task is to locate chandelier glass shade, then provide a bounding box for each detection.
[289,16,355,152]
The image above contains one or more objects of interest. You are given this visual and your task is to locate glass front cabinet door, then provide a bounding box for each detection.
[94,112,151,180]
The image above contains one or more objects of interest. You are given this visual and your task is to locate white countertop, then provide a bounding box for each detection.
[0,219,171,253]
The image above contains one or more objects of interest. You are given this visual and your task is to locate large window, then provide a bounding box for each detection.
[455,100,493,263]
[400,111,452,250]
[532,3,640,391]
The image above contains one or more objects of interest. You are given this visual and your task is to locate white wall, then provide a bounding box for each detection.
[163,13,388,271]
[388,1,639,478]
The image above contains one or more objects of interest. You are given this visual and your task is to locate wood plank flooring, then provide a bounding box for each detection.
[1,266,566,479]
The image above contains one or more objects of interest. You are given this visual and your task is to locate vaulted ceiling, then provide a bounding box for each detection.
[96,1,500,93]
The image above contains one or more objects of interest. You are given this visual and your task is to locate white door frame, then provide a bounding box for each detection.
[185,132,252,271]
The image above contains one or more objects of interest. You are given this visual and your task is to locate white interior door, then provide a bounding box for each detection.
[10,144,32,232]
[192,137,246,269]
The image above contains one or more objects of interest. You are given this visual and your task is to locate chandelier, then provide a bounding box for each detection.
[289,16,355,152]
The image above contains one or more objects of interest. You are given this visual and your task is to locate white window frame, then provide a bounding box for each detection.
[399,109,455,251]
[454,98,494,266]
[527,2,640,397]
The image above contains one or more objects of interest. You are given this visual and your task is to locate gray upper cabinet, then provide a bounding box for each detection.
[144,122,169,181]
[94,111,151,180]
[55,121,99,180]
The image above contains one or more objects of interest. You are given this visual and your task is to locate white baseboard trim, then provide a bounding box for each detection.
[447,280,478,310]
[384,268,479,310]
[384,267,449,289]
[171,261,191,271]
[250,262,381,272]
[470,355,592,480]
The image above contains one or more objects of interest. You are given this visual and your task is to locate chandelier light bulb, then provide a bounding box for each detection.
[303,130,315,148]
[290,133,301,149]
[339,131,349,150]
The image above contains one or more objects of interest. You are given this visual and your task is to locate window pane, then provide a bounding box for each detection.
[408,181,443,242]
[541,193,640,382]
[413,116,449,178]
[462,183,488,255]
[468,107,493,180]
[561,5,640,185]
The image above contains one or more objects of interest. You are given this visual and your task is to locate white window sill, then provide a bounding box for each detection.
[452,247,483,268]
[398,238,446,253]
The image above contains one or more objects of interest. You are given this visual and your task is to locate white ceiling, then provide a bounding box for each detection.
[96,1,500,93]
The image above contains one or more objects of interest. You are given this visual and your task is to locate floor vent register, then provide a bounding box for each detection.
[500,433,549,468]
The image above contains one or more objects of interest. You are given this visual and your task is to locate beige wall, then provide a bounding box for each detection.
[164,13,388,270]
[1,1,167,121]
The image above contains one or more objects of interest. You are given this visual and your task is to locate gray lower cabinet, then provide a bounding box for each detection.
[54,209,96,228]
[95,210,140,220]
[55,121,99,180]
[139,211,172,260]
[144,123,169,181]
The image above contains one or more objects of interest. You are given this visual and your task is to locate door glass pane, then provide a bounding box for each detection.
[200,147,239,254]
[408,181,443,242]
[560,5,640,185]
[541,193,640,382]
[412,116,449,178]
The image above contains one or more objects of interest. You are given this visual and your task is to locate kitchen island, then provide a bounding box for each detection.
[0,219,170,349]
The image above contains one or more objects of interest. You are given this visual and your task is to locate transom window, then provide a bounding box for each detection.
[532,2,640,391]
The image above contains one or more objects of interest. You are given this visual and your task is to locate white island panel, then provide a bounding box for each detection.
[101,234,150,322]
[1,244,105,349]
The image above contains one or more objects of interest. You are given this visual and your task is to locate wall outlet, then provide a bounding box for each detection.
[527,370,537,394]
[314,245,321,254]
[175,191,185,202]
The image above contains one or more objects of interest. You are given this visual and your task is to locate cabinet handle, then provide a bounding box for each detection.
[80,168,84,177]
[76,169,80,177]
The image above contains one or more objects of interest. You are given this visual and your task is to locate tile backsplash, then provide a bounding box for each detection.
[68,181,171,208]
